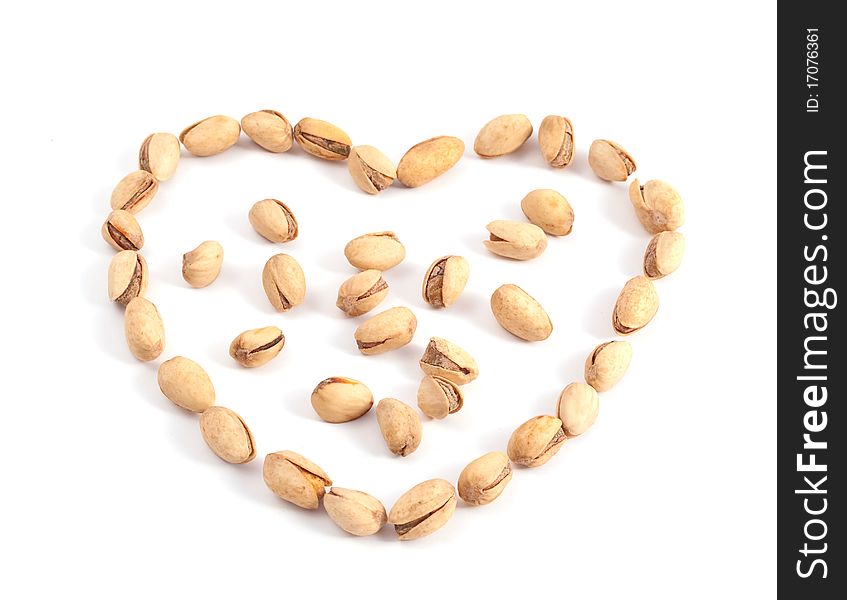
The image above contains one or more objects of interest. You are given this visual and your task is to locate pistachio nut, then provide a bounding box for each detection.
[344,231,406,271]
[348,145,396,194]
[644,231,685,279]
[484,220,547,260]
[179,115,241,157]
[293,117,351,160]
[124,297,165,362]
[473,114,532,157]
[629,179,685,234]
[107,250,148,306]
[457,451,512,506]
[388,479,457,541]
[241,110,293,153]
[419,337,479,385]
[612,275,659,335]
[248,199,298,243]
[157,356,215,413]
[336,269,389,317]
[376,398,422,457]
[396,136,464,188]
[538,115,574,167]
[354,307,417,355]
[556,382,600,437]
[199,406,255,464]
[261,253,306,312]
[422,255,469,308]
[263,451,332,509]
[507,415,566,468]
[311,377,373,423]
[588,139,636,181]
[138,132,180,181]
[102,210,144,251]
[490,284,553,341]
[182,240,223,288]
[229,326,285,368]
[110,170,158,214]
[324,488,387,536]
[417,375,464,419]
[520,189,574,236]
[584,340,633,392]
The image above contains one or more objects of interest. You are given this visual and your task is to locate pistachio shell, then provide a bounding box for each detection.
[241,110,293,153]
[199,406,255,464]
[396,136,464,187]
[179,115,241,157]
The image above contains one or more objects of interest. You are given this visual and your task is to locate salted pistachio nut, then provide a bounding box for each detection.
[419,337,479,385]
[229,326,284,368]
[139,132,180,181]
[324,488,387,536]
[262,253,306,312]
[396,136,464,188]
[124,297,164,362]
[241,110,293,153]
[248,199,298,243]
[344,231,406,271]
[538,115,574,167]
[644,231,685,279]
[108,250,148,306]
[629,179,685,234]
[157,356,215,413]
[588,139,636,182]
[613,275,659,335]
[556,383,600,437]
[457,452,512,506]
[376,398,422,457]
[507,415,566,468]
[584,340,633,392]
[348,145,396,194]
[422,255,469,308]
[311,377,373,423]
[199,406,255,464]
[102,210,144,251]
[263,451,332,509]
[484,220,547,260]
[179,115,241,157]
[473,114,532,158]
[336,269,389,317]
[388,479,457,541]
[417,375,463,419]
[293,117,351,160]
[354,307,417,355]
[490,284,553,341]
[520,189,574,236]
[182,240,223,288]
[110,170,158,214]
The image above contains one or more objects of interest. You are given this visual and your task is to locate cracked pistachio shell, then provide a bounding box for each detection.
[179,115,241,157]
[311,377,374,423]
[419,337,479,385]
[344,231,406,271]
[336,269,389,317]
[457,452,512,506]
[324,488,387,536]
[110,170,158,214]
[484,220,548,260]
[376,398,422,457]
[388,479,457,541]
[102,210,144,251]
[538,115,574,167]
[293,117,351,160]
[588,139,636,181]
[417,375,464,419]
[241,110,293,153]
[507,415,566,468]
[644,231,685,279]
[124,297,164,362]
[397,136,464,188]
[585,341,632,392]
[473,114,532,157]
[422,255,469,308]
[182,240,223,288]
[613,276,659,335]
[262,254,306,312]
[490,284,553,342]
[229,326,284,368]
[108,250,148,305]
[157,356,215,413]
[556,383,600,437]
[629,179,685,234]
[348,145,396,194]
[263,451,332,509]
[354,306,417,355]
[199,406,255,464]
[139,132,180,181]
[248,199,299,243]
[520,189,574,236]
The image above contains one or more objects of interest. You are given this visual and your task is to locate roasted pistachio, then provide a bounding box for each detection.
[344,231,406,271]
[229,326,285,368]
[311,377,373,423]
[588,139,636,181]
[263,451,332,509]
[293,117,351,160]
[157,356,215,413]
[556,383,600,437]
[422,255,469,308]
[139,132,180,180]
[396,136,464,187]
[102,210,144,251]
[419,337,479,385]
[484,220,547,260]
[490,284,553,341]
[124,297,165,362]
[262,254,306,312]
[336,270,389,317]
[376,398,422,457]
[538,115,574,167]
[182,240,223,288]
[612,276,659,335]
[199,406,255,464]
[474,114,532,157]
[354,307,417,355]
[388,479,457,541]
[348,145,396,194]
[241,110,293,153]
[324,488,387,536]
[248,199,298,243]
[110,170,158,214]
[507,415,566,468]
[107,250,148,306]
[629,179,685,234]
[417,375,464,419]
[457,452,512,506]
[584,341,633,392]
[179,115,241,157]
[644,231,685,279]
[520,189,574,236]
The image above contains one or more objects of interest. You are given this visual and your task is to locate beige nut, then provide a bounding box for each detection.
[102,210,144,251]
[520,189,574,236]
[157,356,215,413]
[484,220,548,260]
[490,284,553,341]
[229,326,285,368]
[613,275,659,335]
[417,375,464,419]
[588,139,636,182]
[457,452,512,506]
[199,406,255,464]
[644,231,685,279]
[179,115,241,157]
[241,110,293,153]
[324,488,387,536]
[473,114,533,158]
[336,270,389,317]
[263,451,332,509]
[348,145,396,194]
[293,117,351,160]
[354,307,417,355]
[110,170,158,214]
[629,179,685,234]
[311,377,373,423]
[139,132,180,181]
[556,383,600,437]
[124,297,164,362]
[419,337,479,385]
[248,199,298,243]
[344,231,406,271]
[376,398,422,457]
[108,250,148,306]
[182,240,223,288]
[422,255,469,308]
[396,136,464,187]
[388,479,457,541]
[538,115,574,168]
[262,254,306,312]
[507,415,566,468]
[584,341,633,392]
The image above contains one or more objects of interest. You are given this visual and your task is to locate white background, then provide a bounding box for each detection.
[1,1,776,598]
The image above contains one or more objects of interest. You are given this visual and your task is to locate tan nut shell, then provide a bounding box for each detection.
[102,210,144,251]
[354,307,417,355]
[538,115,574,167]
[417,375,464,419]
[419,337,479,385]
[588,139,636,181]
[139,132,180,181]
[422,255,469,308]
[556,383,600,437]
[473,114,533,157]
[110,170,158,214]
[644,231,685,279]
[263,451,332,509]
[229,326,285,368]
[457,452,512,506]
[248,199,298,243]
[262,254,306,312]
[484,220,548,260]
[490,284,553,341]
[388,479,457,541]
[311,377,374,423]
[397,136,464,187]
[348,145,396,194]
[179,115,241,157]
[612,276,659,335]
[584,341,633,392]
[507,415,566,468]
[157,356,215,413]
[336,270,389,317]
[241,110,293,153]
[182,240,223,288]
[124,297,165,362]
[376,398,422,457]
[520,189,574,236]
[293,117,351,160]
[344,231,406,271]
[324,488,387,536]
[199,406,255,464]
[108,250,148,306]
[629,179,685,234]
